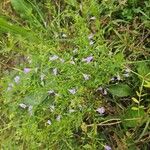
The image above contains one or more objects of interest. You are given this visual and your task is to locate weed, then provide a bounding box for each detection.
[0,0,150,149]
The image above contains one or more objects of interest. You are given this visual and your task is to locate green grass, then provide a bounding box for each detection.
[0,0,150,149]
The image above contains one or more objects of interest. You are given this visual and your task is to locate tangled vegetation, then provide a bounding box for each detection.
[0,0,150,149]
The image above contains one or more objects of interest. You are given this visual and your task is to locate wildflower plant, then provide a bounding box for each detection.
[0,0,149,149]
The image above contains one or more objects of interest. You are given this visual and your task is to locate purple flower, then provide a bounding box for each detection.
[19,103,27,109]
[53,68,58,76]
[88,33,94,40]
[70,61,75,65]
[69,109,76,113]
[83,74,90,80]
[49,55,59,61]
[14,76,20,83]
[68,88,76,94]
[125,68,131,73]
[96,107,105,115]
[48,90,55,94]
[62,33,67,38]
[56,115,61,121]
[89,40,94,45]
[104,145,112,150]
[123,73,130,77]
[47,120,52,125]
[90,16,96,20]
[97,87,107,95]
[82,56,93,63]
[24,68,31,74]
[97,86,103,91]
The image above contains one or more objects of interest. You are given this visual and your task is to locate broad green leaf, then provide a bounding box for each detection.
[122,107,145,127]
[11,0,44,28]
[137,62,150,77]
[11,0,33,20]
[109,83,132,97]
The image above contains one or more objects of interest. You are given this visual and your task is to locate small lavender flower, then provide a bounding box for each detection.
[82,56,93,63]
[89,40,94,45]
[103,89,107,95]
[116,74,121,81]
[19,103,27,109]
[90,16,96,20]
[24,68,31,74]
[70,60,75,65]
[125,68,131,73]
[68,88,76,94]
[62,33,67,38]
[48,90,55,95]
[49,55,59,61]
[14,76,20,83]
[97,87,107,96]
[53,68,58,76]
[47,120,52,125]
[88,33,94,40]
[104,145,112,150]
[83,74,90,80]
[56,115,61,121]
[96,107,105,115]
[97,86,103,91]
[69,109,75,113]
[123,73,130,77]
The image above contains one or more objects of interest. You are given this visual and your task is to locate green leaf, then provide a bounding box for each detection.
[0,17,37,41]
[109,83,132,97]
[132,97,139,104]
[11,0,33,20]
[122,107,145,127]
[144,81,150,88]
[65,0,78,7]
[11,0,44,28]
[137,62,150,77]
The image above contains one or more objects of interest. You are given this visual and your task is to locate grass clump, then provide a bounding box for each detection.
[0,0,150,149]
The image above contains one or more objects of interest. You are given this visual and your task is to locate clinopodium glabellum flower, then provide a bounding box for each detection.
[68,88,76,94]
[96,107,105,115]
[53,68,58,76]
[47,120,52,125]
[48,90,55,95]
[82,56,93,63]
[83,74,90,80]
[24,68,31,74]
[19,103,27,109]
[14,76,20,83]
[56,115,61,121]
[104,145,112,150]
[49,55,59,61]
